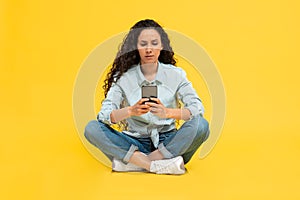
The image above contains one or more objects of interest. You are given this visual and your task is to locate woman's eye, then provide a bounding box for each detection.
[152,42,158,45]
[140,43,147,46]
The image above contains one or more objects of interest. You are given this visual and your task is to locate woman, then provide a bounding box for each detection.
[84,19,210,175]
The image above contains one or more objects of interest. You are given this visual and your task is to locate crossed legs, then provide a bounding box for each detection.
[84,115,209,173]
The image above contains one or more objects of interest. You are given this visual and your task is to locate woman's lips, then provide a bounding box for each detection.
[145,55,154,59]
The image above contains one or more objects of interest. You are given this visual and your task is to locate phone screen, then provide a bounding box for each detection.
[142,85,157,103]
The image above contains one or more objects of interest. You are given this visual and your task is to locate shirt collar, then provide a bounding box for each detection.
[136,62,164,86]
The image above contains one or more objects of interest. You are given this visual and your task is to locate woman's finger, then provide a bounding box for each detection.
[149,98,160,104]
[139,104,150,109]
[139,98,150,104]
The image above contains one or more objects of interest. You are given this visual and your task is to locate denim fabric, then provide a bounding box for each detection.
[84,115,209,164]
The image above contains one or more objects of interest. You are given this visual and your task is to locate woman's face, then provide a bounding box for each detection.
[137,28,163,65]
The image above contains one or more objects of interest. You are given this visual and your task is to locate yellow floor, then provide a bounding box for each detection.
[1,117,299,199]
[1,1,300,199]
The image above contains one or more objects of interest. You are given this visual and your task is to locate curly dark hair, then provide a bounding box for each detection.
[103,19,177,97]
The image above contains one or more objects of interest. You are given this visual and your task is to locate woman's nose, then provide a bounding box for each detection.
[145,46,153,53]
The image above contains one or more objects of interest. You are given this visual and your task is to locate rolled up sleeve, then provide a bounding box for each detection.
[97,83,124,125]
[177,70,204,119]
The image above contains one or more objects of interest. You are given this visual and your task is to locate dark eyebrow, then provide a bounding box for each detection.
[140,39,159,43]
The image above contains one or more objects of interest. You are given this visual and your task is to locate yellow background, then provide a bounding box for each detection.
[1,0,299,199]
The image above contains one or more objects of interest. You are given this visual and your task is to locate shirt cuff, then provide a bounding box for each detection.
[97,111,114,125]
[185,106,204,120]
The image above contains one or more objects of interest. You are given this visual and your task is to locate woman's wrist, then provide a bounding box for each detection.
[110,107,132,123]
[165,108,171,118]
[127,106,133,117]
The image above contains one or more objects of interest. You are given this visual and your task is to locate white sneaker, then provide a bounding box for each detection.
[150,156,186,175]
[112,158,147,172]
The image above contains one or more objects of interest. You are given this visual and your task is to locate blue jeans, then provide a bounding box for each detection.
[84,115,210,164]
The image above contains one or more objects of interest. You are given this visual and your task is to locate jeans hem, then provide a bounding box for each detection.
[123,144,138,163]
[158,143,174,159]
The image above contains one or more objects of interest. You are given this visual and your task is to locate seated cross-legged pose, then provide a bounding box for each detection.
[84,19,210,175]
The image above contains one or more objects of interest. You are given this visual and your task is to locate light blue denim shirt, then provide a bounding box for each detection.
[97,62,204,147]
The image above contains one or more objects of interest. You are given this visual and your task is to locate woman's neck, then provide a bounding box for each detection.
[140,62,158,81]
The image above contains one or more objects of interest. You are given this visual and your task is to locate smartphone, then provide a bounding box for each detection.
[142,85,157,104]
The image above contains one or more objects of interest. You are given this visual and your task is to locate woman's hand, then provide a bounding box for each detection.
[128,98,151,116]
[145,98,169,118]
